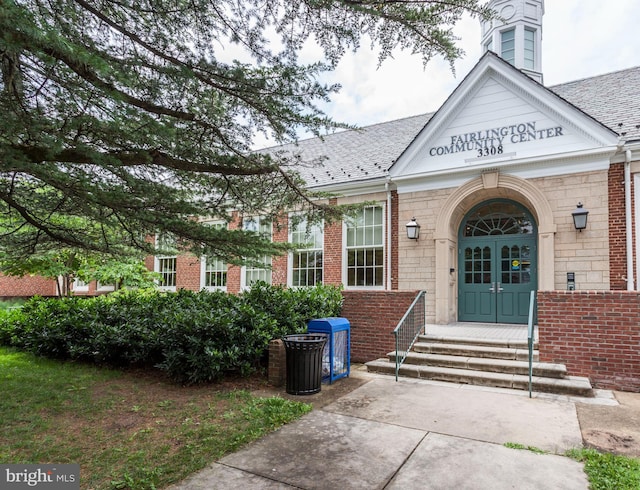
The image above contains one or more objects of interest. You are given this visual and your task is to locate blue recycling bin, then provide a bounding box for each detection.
[307,317,350,384]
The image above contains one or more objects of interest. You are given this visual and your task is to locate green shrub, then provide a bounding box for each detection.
[3,284,344,384]
[0,305,24,346]
[241,281,343,338]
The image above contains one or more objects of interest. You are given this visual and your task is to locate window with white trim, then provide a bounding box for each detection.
[242,216,272,288]
[500,28,515,65]
[290,216,323,287]
[345,205,384,287]
[201,221,228,291]
[524,28,535,70]
[155,233,177,290]
[72,278,89,292]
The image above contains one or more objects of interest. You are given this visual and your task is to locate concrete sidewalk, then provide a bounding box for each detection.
[171,374,612,489]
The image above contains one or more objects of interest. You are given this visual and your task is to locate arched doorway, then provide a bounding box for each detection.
[458,200,537,324]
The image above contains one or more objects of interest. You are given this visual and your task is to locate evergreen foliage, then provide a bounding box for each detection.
[1,0,491,263]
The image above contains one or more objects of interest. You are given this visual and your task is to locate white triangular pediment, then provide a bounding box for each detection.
[390,53,618,188]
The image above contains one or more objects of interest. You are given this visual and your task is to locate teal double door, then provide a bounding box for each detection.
[457,200,537,324]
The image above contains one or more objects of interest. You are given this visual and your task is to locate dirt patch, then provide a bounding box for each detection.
[576,391,640,458]
[249,369,371,410]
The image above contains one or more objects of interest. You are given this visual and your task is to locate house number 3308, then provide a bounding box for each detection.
[477,146,504,157]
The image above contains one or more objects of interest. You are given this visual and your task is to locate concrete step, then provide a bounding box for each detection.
[412,342,539,362]
[365,359,594,397]
[388,351,566,378]
[419,334,537,350]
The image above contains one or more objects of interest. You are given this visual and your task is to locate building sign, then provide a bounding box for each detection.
[429,121,564,157]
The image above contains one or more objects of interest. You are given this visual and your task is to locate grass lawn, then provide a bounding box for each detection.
[0,346,311,490]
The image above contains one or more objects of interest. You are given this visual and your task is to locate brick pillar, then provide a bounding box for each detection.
[324,198,343,285]
[176,254,201,291]
[226,211,242,294]
[272,214,289,286]
[391,190,399,290]
[268,339,286,387]
[609,162,627,290]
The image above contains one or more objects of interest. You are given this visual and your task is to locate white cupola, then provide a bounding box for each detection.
[481,0,544,83]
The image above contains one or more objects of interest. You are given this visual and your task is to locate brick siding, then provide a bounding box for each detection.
[272,215,288,286]
[538,290,640,392]
[323,198,343,286]
[176,254,201,291]
[341,290,421,362]
[608,163,628,290]
[390,190,399,290]
[0,273,57,298]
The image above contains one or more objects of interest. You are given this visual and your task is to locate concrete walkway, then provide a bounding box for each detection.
[171,373,615,489]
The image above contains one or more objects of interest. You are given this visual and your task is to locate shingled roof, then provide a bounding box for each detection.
[266,64,640,190]
[550,66,640,143]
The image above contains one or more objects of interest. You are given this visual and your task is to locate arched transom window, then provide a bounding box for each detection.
[462,201,534,237]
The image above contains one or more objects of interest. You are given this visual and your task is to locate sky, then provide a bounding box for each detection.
[253,0,640,147]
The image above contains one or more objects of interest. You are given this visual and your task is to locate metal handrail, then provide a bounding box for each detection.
[527,290,537,398]
[393,290,426,381]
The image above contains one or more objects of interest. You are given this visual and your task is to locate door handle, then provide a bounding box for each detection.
[489,282,495,293]
[497,282,504,293]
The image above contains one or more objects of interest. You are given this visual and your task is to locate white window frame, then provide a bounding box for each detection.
[523,27,535,70]
[500,28,515,65]
[240,216,272,290]
[154,233,177,291]
[200,221,228,292]
[71,278,89,293]
[343,204,385,290]
[288,214,324,288]
[96,282,116,292]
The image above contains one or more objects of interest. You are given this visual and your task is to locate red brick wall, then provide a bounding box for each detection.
[324,198,343,286]
[390,190,399,290]
[176,254,201,291]
[608,163,629,290]
[341,290,421,362]
[227,211,241,294]
[0,273,58,298]
[538,290,640,392]
[272,215,288,286]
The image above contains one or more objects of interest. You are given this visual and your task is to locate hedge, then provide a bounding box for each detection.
[0,283,343,384]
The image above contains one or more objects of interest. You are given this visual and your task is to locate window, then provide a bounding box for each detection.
[203,256,227,290]
[500,28,515,65]
[72,278,89,293]
[524,28,535,70]
[345,205,384,287]
[97,282,116,292]
[242,216,272,288]
[155,233,177,290]
[290,216,323,287]
[201,222,228,291]
[200,221,227,291]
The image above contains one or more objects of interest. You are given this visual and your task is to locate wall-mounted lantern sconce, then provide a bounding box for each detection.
[406,217,420,240]
[572,202,589,231]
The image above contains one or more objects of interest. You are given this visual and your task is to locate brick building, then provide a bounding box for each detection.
[2,0,639,390]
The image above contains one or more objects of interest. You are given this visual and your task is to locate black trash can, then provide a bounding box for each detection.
[282,334,327,395]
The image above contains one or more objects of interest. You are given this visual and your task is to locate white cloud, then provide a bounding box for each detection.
[320,0,640,126]
[251,0,640,148]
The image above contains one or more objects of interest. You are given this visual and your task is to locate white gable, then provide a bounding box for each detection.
[390,53,619,192]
